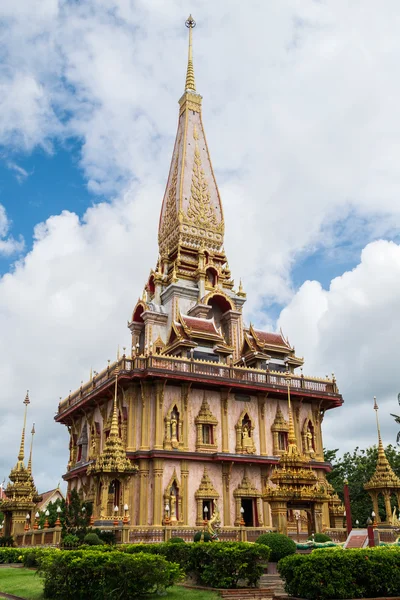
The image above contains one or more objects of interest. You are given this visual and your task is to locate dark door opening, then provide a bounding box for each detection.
[241,498,254,526]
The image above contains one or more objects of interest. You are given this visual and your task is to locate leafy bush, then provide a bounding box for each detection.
[190,542,270,588]
[39,549,183,599]
[255,533,296,562]
[83,532,104,546]
[121,542,192,573]
[0,536,14,547]
[0,547,23,563]
[96,529,115,545]
[193,531,212,542]
[61,533,79,547]
[169,536,185,543]
[23,548,57,568]
[278,546,400,599]
[308,533,332,543]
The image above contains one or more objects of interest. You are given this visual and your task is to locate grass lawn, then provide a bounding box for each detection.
[0,568,219,600]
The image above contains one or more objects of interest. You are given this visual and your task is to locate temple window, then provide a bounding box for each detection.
[206,267,217,287]
[164,470,183,524]
[164,404,184,450]
[271,404,289,456]
[278,431,288,451]
[195,467,219,526]
[235,410,256,454]
[195,397,218,451]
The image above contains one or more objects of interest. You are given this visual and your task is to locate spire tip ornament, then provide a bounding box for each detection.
[184,15,196,92]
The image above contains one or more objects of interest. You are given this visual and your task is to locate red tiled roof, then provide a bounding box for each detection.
[36,488,63,510]
[253,330,290,348]
[182,316,220,336]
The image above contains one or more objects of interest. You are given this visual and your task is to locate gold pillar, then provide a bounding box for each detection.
[258,394,267,456]
[260,466,270,526]
[154,382,165,450]
[181,460,189,525]
[138,459,149,525]
[181,384,190,451]
[314,502,323,533]
[220,390,229,453]
[383,491,392,522]
[222,463,231,526]
[270,501,288,535]
[140,382,151,450]
[153,459,164,526]
[126,384,137,451]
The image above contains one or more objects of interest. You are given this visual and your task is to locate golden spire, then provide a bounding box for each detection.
[27,423,35,474]
[18,391,30,463]
[285,373,297,447]
[365,397,400,491]
[185,15,196,92]
[110,365,120,439]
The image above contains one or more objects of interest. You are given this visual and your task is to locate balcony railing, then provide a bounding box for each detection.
[57,354,339,417]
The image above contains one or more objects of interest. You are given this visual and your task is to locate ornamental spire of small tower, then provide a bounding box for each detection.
[27,423,35,474]
[365,397,400,492]
[17,392,30,464]
[185,15,196,92]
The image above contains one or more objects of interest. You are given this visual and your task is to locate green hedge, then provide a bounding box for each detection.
[190,542,270,588]
[255,533,296,562]
[308,533,332,543]
[278,546,400,599]
[39,549,182,599]
[121,542,192,573]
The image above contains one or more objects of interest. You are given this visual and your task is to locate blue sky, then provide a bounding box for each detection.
[1,1,400,492]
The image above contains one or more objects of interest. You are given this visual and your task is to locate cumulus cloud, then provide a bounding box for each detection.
[0,205,24,255]
[278,240,400,453]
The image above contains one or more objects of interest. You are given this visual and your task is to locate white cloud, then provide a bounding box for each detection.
[278,240,400,454]
[0,205,24,255]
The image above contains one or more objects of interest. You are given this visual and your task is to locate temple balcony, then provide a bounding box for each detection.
[55,354,342,423]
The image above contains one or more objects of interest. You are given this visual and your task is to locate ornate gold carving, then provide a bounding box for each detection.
[195,396,218,451]
[235,409,256,454]
[159,151,179,246]
[195,466,220,525]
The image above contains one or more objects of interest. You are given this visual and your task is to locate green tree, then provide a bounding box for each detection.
[63,489,92,533]
[324,445,400,525]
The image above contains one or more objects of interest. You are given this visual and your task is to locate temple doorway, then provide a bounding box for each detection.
[242,498,256,526]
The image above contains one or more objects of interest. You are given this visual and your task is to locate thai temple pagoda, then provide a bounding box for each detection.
[364,397,400,524]
[1,393,42,537]
[55,17,344,538]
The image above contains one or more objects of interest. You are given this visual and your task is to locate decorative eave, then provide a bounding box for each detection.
[195,467,219,499]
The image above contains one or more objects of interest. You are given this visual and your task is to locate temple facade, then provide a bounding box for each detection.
[55,17,344,539]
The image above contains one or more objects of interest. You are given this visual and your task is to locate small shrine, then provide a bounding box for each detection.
[0,393,42,537]
[263,374,344,535]
[364,397,400,524]
[87,366,138,522]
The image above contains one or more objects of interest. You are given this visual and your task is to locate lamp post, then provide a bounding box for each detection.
[34,511,39,530]
[343,479,352,535]
[25,513,30,531]
[203,505,209,522]
[123,503,129,524]
[113,505,119,527]
[371,510,376,527]
[367,516,375,547]
[240,506,245,526]
[44,510,50,529]
[55,506,62,527]
[164,504,170,526]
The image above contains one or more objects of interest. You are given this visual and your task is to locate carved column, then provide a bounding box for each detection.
[155,382,165,450]
[138,459,149,525]
[181,384,191,451]
[260,466,270,526]
[258,394,267,456]
[140,382,151,450]
[314,502,323,533]
[126,385,136,451]
[181,460,189,525]
[222,463,231,526]
[383,491,392,522]
[220,390,229,453]
[153,459,164,526]
[270,501,288,535]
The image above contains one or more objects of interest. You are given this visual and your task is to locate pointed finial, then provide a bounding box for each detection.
[18,391,30,463]
[373,396,382,442]
[90,367,93,381]
[185,15,196,92]
[117,345,120,361]
[142,289,147,303]
[285,372,297,447]
[28,423,35,474]
[110,364,120,439]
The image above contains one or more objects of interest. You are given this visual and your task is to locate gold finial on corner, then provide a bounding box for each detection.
[185,15,196,92]
[142,289,147,303]
[110,364,120,439]
[18,391,30,463]
[117,345,120,361]
[373,396,382,440]
[172,261,178,283]
[89,367,93,381]
[28,423,35,474]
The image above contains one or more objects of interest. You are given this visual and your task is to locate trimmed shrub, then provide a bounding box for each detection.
[193,531,212,542]
[169,536,185,543]
[255,533,296,562]
[121,542,192,573]
[61,533,79,547]
[83,532,104,545]
[0,547,23,563]
[278,546,400,599]
[23,548,57,569]
[39,549,183,599]
[308,533,332,543]
[190,542,270,588]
